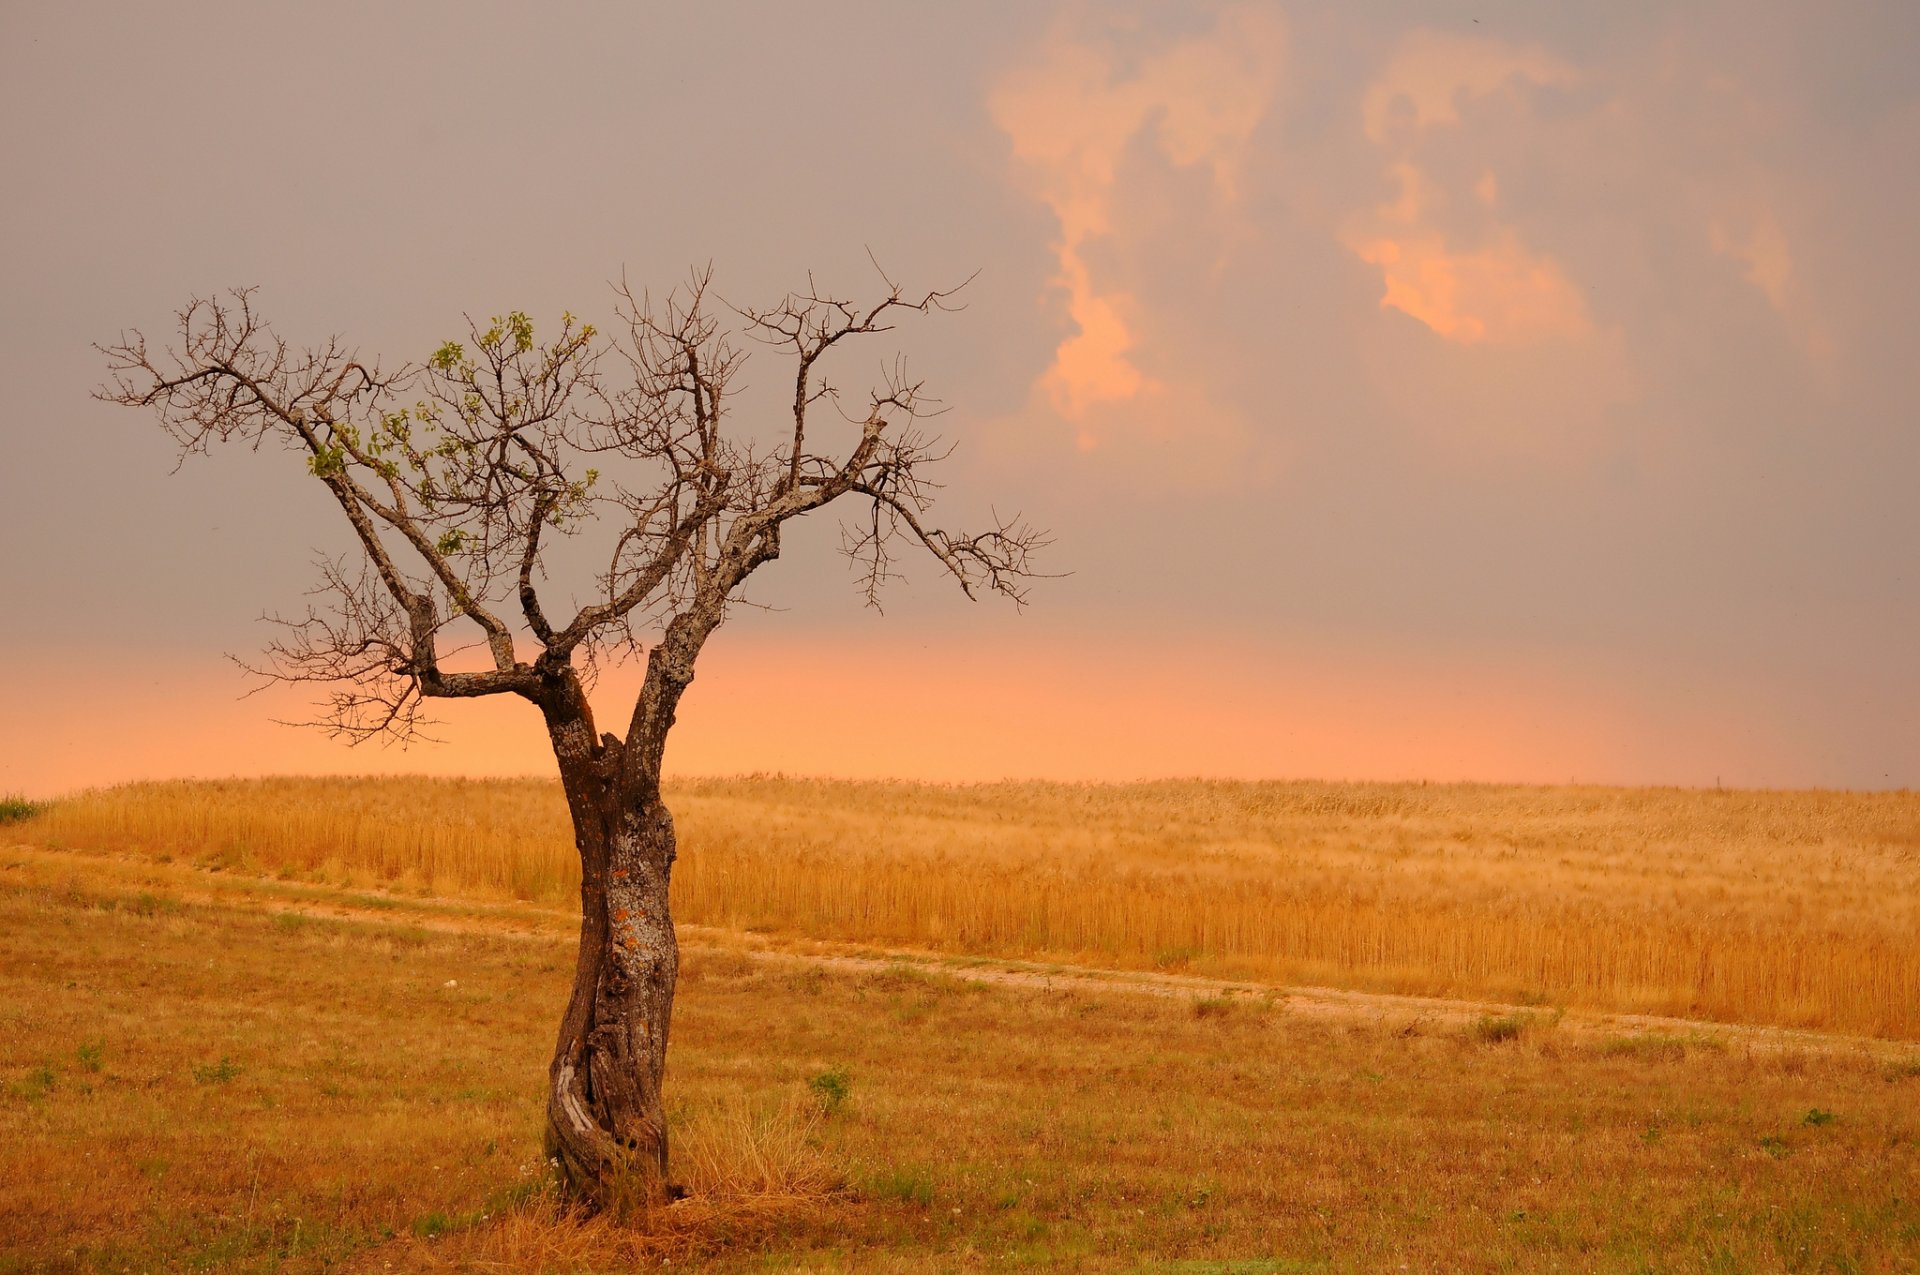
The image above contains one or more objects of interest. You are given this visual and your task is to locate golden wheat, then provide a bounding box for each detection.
[15,774,1920,1037]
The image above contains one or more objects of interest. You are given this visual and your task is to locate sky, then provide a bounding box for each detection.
[2,1,1916,795]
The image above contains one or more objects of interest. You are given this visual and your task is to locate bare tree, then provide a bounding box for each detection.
[98,267,1043,1206]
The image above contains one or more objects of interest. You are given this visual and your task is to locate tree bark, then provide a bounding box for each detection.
[546,804,679,1205]
[540,690,682,1208]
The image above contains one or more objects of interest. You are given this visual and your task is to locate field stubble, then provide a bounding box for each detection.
[17,775,1920,1038]
[1,847,1917,1272]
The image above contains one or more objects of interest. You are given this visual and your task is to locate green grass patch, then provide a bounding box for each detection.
[808,1063,852,1115]
[861,1164,936,1207]
[10,1064,56,1103]
[1599,1033,1698,1061]
[1125,1261,1329,1274]
[191,1056,241,1085]
[1193,995,1236,1019]
[1472,1013,1530,1044]
[122,891,183,918]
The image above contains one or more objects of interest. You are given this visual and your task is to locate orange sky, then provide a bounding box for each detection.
[0,631,1795,797]
[2,2,1916,794]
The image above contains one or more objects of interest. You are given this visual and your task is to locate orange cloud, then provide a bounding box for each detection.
[989,6,1285,445]
[1353,230,1592,343]
[1347,163,1592,345]
[1347,35,1591,347]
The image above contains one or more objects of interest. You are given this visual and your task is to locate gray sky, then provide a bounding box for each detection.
[3,1,1916,793]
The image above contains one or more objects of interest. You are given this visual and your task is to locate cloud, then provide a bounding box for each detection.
[989,6,1286,446]
[1361,30,1575,144]
[1331,29,1648,452]
[1347,162,1593,345]
[1345,34,1592,349]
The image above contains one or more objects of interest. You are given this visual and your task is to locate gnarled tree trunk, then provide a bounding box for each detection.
[545,799,680,1204]
[539,652,695,1208]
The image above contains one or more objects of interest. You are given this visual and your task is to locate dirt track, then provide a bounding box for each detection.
[8,841,1914,1061]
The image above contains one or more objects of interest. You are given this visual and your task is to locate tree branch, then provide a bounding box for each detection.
[102,270,1046,755]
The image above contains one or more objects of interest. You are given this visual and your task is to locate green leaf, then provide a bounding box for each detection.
[507,311,534,354]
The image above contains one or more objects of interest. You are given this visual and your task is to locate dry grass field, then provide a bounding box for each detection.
[17,776,1920,1038]
[2,838,1918,1273]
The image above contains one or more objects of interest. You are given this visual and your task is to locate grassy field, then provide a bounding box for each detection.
[16,775,1920,1037]
[2,839,1918,1273]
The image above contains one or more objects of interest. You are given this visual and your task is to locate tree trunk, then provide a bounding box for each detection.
[543,719,681,1208]
[539,629,706,1209]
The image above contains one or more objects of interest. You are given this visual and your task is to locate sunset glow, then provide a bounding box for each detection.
[0,632,1793,797]
[2,3,1914,794]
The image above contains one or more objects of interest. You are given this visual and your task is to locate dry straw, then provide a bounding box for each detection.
[20,774,1920,1037]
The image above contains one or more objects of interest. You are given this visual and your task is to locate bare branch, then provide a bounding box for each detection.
[102,269,1046,751]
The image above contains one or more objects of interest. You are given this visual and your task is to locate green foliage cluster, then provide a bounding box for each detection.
[303,308,601,536]
[192,1056,241,1086]
[808,1063,853,1115]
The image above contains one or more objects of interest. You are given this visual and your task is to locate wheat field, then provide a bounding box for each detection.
[13,775,1920,1038]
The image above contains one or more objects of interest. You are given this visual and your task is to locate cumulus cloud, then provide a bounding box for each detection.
[983,4,1865,475]
[989,6,1286,446]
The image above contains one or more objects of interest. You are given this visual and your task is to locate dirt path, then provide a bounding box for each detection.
[691,932,1918,1058]
[8,841,1914,1060]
